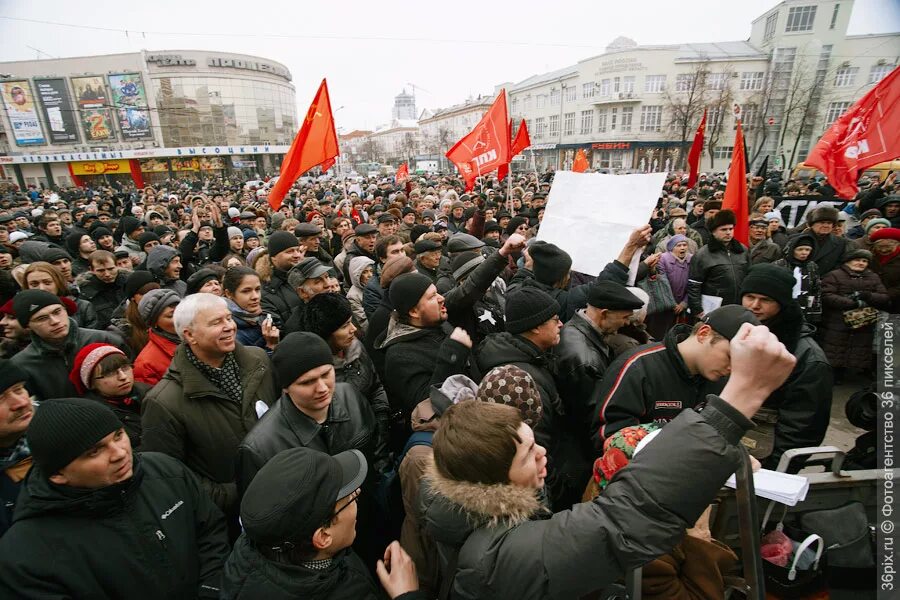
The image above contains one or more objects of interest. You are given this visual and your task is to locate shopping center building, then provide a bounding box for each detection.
[0,49,297,189]
[502,0,898,173]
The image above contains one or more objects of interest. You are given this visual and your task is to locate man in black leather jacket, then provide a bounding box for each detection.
[688,209,750,318]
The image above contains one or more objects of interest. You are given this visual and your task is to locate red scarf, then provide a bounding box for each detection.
[878,246,900,266]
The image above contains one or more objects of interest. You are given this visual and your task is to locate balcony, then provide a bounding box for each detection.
[591,92,641,105]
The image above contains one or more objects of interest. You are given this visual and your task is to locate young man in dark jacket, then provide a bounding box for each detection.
[0,398,230,598]
[591,305,759,449]
[223,447,427,600]
[740,264,834,470]
[261,231,306,327]
[687,209,751,318]
[9,290,126,401]
[422,323,797,600]
[78,249,128,329]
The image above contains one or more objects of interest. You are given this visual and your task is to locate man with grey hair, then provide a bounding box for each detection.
[141,292,277,538]
[282,257,335,335]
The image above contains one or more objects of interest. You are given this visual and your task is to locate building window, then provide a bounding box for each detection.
[580,110,593,134]
[797,135,812,159]
[621,106,633,132]
[834,66,858,87]
[564,112,576,136]
[713,146,734,160]
[536,95,547,109]
[611,108,618,131]
[870,64,893,84]
[707,73,729,90]
[764,12,778,41]
[675,73,693,92]
[599,79,611,96]
[830,4,840,29]
[550,88,561,106]
[740,72,765,90]
[785,5,816,32]
[565,86,576,102]
[824,101,851,127]
[597,109,607,132]
[510,98,519,115]
[622,76,636,94]
[739,104,758,129]
[582,82,594,98]
[534,117,546,139]
[549,114,559,137]
[644,75,666,93]
[523,96,532,110]
[640,106,662,132]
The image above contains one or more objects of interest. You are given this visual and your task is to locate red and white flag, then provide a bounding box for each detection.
[806,65,900,199]
[446,90,510,190]
[498,119,531,182]
[395,162,409,183]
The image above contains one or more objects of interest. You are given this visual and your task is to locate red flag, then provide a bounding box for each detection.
[498,119,531,182]
[572,149,589,173]
[687,109,707,188]
[446,89,510,189]
[268,79,340,209]
[806,66,900,199]
[723,120,749,246]
[396,162,409,183]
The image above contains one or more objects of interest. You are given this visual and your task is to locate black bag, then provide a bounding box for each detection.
[800,502,875,590]
[761,504,828,598]
[637,272,676,315]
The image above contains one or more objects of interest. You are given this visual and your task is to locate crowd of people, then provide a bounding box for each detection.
[0,165,895,598]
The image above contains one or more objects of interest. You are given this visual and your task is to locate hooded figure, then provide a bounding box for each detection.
[347,255,375,334]
[146,245,187,297]
[773,234,822,323]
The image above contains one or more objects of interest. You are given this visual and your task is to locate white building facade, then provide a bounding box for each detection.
[504,0,898,174]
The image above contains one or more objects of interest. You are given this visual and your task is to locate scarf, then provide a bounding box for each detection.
[152,327,181,345]
[878,246,900,266]
[0,435,30,471]
[185,346,243,404]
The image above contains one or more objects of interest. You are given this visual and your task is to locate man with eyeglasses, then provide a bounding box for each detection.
[9,290,125,401]
[223,447,426,600]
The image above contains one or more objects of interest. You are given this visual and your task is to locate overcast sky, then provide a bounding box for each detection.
[1,0,897,132]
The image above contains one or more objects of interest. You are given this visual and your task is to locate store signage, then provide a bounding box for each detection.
[530,143,558,150]
[592,142,632,150]
[0,144,290,164]
[595,57,646,75]
[71,159,130,175]
[145,53,291,81]
[146,54,197,66]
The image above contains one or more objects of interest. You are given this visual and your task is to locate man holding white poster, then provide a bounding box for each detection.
[510,171,661,321]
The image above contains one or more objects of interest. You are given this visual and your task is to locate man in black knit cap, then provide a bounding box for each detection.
[0,397,230,598]
[740,263,833,470]
[261,230,306,327]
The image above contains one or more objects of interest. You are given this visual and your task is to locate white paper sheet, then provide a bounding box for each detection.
[726,469,810,506]
[537,171,666,276]
[701,294,723,315]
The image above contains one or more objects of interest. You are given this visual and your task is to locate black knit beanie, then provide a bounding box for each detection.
[389,272,434,317]
[410,224,430,244]
[27,397,123,476]
[90,226,113,241]
[65,230,89,256]
[124,270,157,299]
[120,216,142,236]
[186,268,220,295]
[300,293,353,341]
[137,231,160,251]
[272,332,334,389]
[0,358,28,394]
[505,216,527,237]
[505,286,561,334]
[740,264,796,309]
[267,230,299,259]
[12,289,64,327]
[529,241,572,285]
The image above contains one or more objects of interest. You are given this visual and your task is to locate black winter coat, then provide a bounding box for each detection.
[804,231,855,275]
[9,319,126,401]
[819,265,890,370]
[421,395,754,600]
[335,339,391,443]
[687,237,750,315]
[474,332,589,510]
[236,384,390,495]
[443,250,509,345]
[376,318,470,415]
[0,453,229,599]
[79,271,128,330]
[553,310,616,434]
[222,536,428,600]
[261,268,301,328]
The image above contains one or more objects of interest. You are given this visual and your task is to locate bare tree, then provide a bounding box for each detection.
[664,61,712,168]
[360,138,381,163]
[705,77,734,169]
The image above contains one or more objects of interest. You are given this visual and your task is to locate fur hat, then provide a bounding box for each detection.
[806,204,839,225]
[707,209,737,232]
[300,293,353,341]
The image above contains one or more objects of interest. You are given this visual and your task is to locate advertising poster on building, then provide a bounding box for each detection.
[139,158,168,172]
[108,73,152,140]
[0,81,46,146]
[199,157,225,170]
[71,76,115,141]
[172,158,200,171]
[34,79,79,143]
